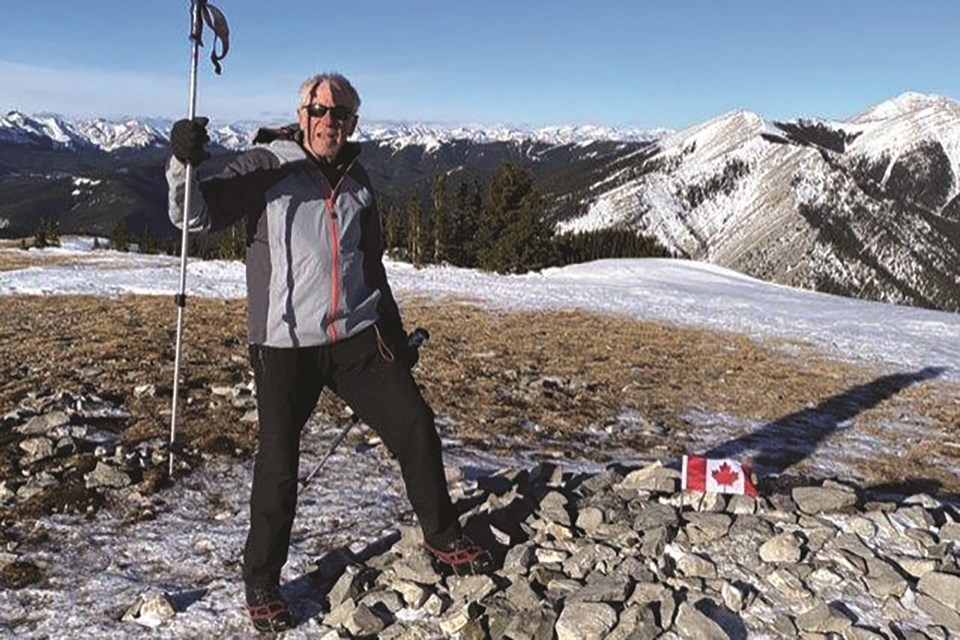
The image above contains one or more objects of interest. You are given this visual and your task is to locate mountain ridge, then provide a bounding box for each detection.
[2,92,958,311]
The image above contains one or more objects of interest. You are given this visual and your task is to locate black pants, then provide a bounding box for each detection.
[242,325,460,586]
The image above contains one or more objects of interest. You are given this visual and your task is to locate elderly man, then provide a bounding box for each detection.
[167,72,491,634]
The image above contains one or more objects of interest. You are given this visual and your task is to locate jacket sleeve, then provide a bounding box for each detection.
[166,149,279,233]
[361,194,406,348]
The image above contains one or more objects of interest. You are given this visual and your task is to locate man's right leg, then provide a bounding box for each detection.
[243,345,322,588]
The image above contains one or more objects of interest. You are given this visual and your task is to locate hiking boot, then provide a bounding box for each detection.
[246,583,294,634]
[423,535,495,575]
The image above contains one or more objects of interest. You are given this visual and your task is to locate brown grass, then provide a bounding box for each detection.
[1,293,957,508]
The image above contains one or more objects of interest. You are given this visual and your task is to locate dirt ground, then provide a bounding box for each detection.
[1,292,958,528]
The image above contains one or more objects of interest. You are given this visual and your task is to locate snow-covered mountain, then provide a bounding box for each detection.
[0,110,662,153]
[3,93,959,311]
[0,111,167,151]
[556,92,960,311]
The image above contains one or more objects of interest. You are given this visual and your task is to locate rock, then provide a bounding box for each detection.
[682,513,732,544]
[121,590,176,628]
[633,502,680,530]
[85,462,132,489]
[727,494,758,515]
[449,574,497,605]
[795,602,853,633]
[19,437,54,465]
[792,484,857,513]
[916,594,960,631]
[344,603,387,637]
[759,532,803,563]
[766,567,813,601]
[675,552,718,579]
[568,574,633,604]
[617,462,679,494]
[673,601,729,640]
[576,506,604,534]
[891,555,938,579]
[555,601,617,640]
[328,564,376,609]
[133,384,156,398]
[17,411,70,435]
[918,571,960,611]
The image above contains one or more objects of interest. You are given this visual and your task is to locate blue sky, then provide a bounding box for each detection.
[2,0,958,129]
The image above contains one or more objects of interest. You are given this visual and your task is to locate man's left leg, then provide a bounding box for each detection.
[329,328,459,543]
[329,327,493,574]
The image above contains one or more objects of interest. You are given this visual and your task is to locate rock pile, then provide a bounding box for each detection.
[0,383,255,512]
[303,462,960,639]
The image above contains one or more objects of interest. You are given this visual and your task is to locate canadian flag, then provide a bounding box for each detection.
[681,455,758,497]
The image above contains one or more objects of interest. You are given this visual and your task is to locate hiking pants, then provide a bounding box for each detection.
[242,325,460,586]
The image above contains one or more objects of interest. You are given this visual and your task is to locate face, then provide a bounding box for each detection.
[298,81,358,162]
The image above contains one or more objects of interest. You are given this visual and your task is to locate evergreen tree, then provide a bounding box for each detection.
[46,218,61,247]
[382,195,408,258]
[487,191,555,273]
[138,229,158,255]
[430,174,451,264]
[33,220,49,249]
[406,190,426,268]
[109,220,130,252]
[464,178,484,267]
[33,217,60,249]
[477,162,555,272]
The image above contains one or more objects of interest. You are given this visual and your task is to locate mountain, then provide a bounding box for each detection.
[556,92,960,311]
[0,109,659,241]
[2,93,959,311]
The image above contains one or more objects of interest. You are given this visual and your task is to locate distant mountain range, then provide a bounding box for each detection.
[2,92,959,311]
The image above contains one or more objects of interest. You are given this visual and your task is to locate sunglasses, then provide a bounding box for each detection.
[303,104,354,121]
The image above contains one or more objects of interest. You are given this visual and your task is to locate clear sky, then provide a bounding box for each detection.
[2,0,958,129]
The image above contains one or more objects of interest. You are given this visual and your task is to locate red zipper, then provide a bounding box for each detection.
[323,159,356,342]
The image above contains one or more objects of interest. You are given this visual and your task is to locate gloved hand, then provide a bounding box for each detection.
[170,116,211,166]
[401,328,430,370]
[400,343,420,370]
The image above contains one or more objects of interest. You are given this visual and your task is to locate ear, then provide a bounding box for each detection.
[346,114,358,137]
[297,107,309,133]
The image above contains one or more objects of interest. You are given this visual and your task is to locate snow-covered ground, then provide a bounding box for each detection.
[4,237,959,381]
[0,238,957,638]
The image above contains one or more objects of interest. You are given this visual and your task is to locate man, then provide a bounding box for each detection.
[167,72,492,634]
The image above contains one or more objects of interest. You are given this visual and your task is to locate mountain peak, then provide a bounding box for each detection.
[851,91,958,123]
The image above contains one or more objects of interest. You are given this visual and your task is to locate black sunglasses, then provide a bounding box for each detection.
[303,104,354,121]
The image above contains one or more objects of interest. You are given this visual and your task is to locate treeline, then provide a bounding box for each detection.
[27,161,673,270]
[381,161,673,273]
[26,217,247,260]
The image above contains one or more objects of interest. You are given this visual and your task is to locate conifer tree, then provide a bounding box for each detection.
[430,174,450,264]
[139,229,158,255]
[478,162,554,272]
[382,196,408,258]
[33,217,60,248]
[109,220,130,252]
[406,190,425,268]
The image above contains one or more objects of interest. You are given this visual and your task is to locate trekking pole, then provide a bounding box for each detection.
[168,0,229,477]
[299,328,430,492]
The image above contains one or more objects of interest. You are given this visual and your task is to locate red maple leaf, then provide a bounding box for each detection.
[712,462,740,487]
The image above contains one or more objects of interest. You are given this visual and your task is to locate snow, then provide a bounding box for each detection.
[2,244,956,382]
[0,239,958,637]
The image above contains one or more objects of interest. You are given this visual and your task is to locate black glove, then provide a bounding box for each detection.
[401,328,429,370]
[400,343,420,370]
[170,117,211,166]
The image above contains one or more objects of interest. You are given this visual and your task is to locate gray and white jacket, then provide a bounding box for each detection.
[166,132,405,349]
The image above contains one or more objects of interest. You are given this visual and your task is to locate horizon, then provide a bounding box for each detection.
[4,90,955,137]
[2,1,959,130]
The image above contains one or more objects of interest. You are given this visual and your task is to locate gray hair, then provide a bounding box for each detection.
[298,73,361,112]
